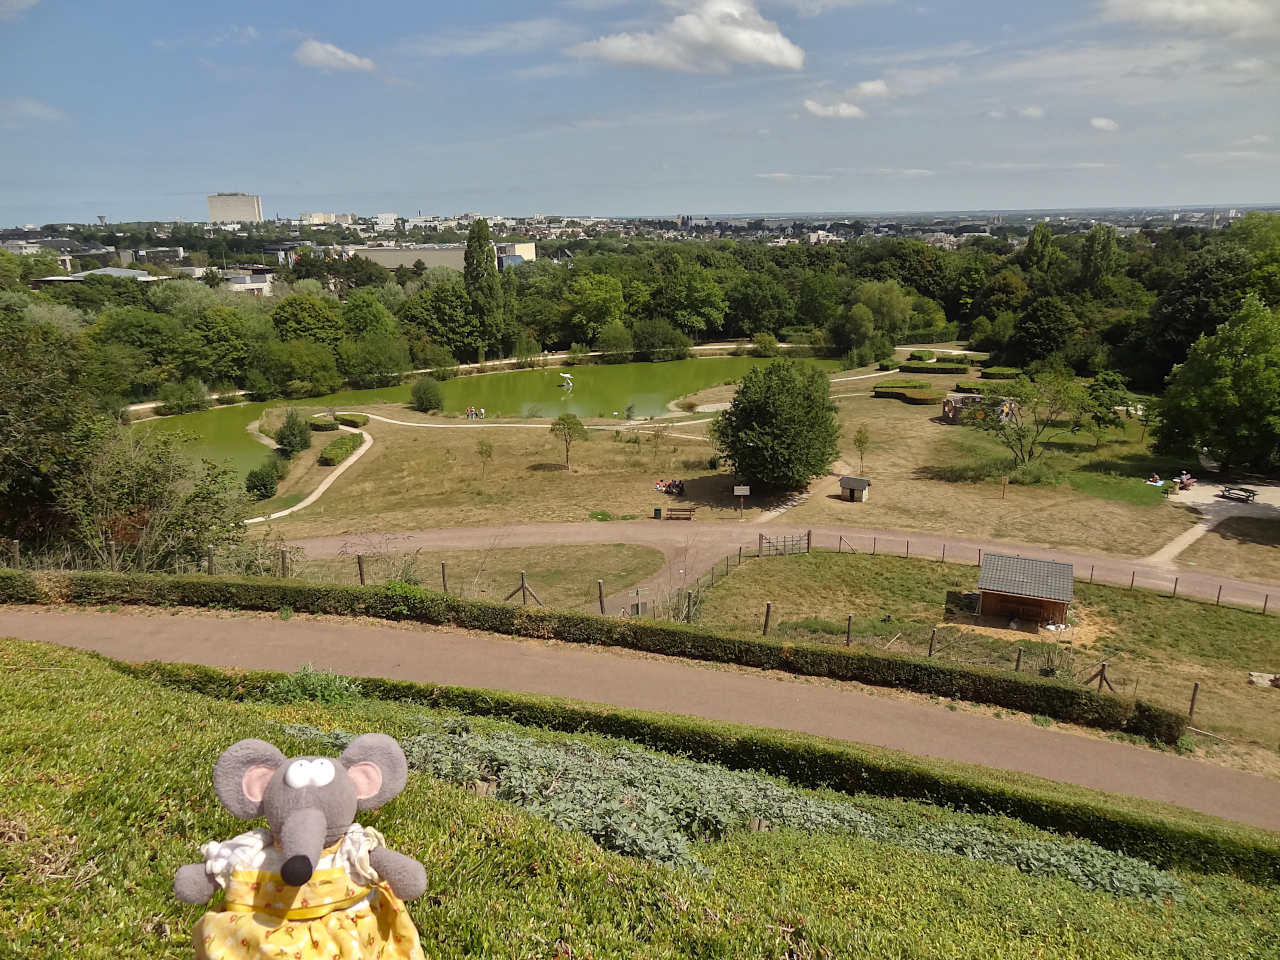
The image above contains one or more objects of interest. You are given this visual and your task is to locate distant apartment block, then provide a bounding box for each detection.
[337,240,537,272]
[207,192,264,223]
[300,212,336,225]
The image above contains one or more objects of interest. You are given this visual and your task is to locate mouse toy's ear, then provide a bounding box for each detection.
[339,734,408,810]
[213,739,286,819]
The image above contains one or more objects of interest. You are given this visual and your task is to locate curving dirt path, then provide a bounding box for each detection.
[290,519,1280,616]
[4,606,1277,830]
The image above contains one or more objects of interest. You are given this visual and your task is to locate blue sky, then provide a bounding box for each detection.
[1,0,1276,223]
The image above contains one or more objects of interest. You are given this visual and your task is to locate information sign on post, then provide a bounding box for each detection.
[733,485,750,520]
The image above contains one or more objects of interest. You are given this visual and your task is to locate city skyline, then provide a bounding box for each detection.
[1,0,1276,224]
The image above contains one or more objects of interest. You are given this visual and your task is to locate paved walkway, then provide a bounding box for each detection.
[4,607,1277,830]
[291,519,1280,616]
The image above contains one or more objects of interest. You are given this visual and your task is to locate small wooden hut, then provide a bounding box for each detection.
[976,553,1073,625]
[839,477,871,502]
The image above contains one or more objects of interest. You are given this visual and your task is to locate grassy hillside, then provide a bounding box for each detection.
[2,638,1278,959]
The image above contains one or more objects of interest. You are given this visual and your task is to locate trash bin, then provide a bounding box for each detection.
[653,507,662,519]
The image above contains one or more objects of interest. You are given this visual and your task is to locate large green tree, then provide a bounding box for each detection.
[563,274,624,345]
[399,279,481,360]
[1009,297,1077,365]
[271,294,343,347]
[1156,296,1280,473]
[464,219,504,357]
[711,359,839,491]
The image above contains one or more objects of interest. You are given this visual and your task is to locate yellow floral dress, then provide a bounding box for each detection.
[192,824,424,959]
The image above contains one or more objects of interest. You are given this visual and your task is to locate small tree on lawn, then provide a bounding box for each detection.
[710,359,839,491]
[275,409,312,459]
[1083,369,1128,448]
[853,423,871,473]
[476,438,494,479]
[965,372,1087,466]
[550,413,588,468]
[410,375,443,413]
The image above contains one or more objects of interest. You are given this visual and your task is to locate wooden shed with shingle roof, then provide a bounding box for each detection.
[976,553,1073,625]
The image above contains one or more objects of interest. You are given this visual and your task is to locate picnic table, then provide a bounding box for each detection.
[1220,486,1258,503]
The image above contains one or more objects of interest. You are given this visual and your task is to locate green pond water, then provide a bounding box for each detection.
[135,357,838,475]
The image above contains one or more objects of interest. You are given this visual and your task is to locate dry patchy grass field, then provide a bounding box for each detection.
[293,542,665,610]
[697,552,1280,776]
[787,393,1197,557]
[1179,517,1280,585]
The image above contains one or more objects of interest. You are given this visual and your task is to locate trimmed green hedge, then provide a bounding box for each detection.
[308,417,340,432]
[116,657,1280,883]
[907,350,935,361]
[981,367,1023,379]
[317,433,362,466]
[873,379,929,390]
[897,362,970,375]
[0,569,1185,744]
[873,387,944,404]
[954,382,985,394]
[335,413,369,427]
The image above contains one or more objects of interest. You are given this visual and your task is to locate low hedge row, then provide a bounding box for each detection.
[954,381,986,394]
[0,569,1186,744]
[897,362,970,375]
[117,657,1280,882]
[981,367,1022,379]
[873,379,929,390]
[907,350,934,361]
[318,433,362,466]
[308,417,340,432]
[873,387,944,404]
[335,413,369,427]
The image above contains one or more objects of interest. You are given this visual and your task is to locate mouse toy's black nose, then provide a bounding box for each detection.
[280,855,314,887]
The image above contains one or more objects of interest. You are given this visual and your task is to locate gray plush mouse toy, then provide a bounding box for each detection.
[174,734,427,960]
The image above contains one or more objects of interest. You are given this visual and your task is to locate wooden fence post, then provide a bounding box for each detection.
[8,539,17,568]
[1216,584,1222,606]
[762,602,773,636]
[927,629,936,658]
[108,539,118,570]
[685,591,693,622]
[1129,571,1135,589]
[1265,594,1271,615]
[978,548,982,565]
[941,544,946,563]
[725,556,730,576]
[1089,564,1094,584]
[872,537,877,556]
[206,546,215,576]
[278,548,288,579]
[806,530,812,553]
[440,561,448,594]
[905,539,910,559]
[598,579,605,614]
[738,546,743,566]
[1172,577,1178,598]
[520,571,528,605]
[1189,681,1200,718]
[1014,648,1023,672]
[758,533,764,557]
[357,554,366,586]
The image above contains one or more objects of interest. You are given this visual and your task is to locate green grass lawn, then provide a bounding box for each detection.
[3,639,1278,959]
[695,552,1280,766]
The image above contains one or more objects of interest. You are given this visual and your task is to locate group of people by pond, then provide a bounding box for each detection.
[465,406,485,420]
[655,478,686,496]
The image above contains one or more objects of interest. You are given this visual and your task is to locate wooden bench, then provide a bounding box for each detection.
[665,506,696,520]
[1220,487,1258,503]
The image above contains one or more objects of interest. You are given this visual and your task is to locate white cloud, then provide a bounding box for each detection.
[1235,132,1271,145]
[0,97,63,126]
[1185,149,1276,164]
[1090,116,1120,131]
[1018,105,1046,118]
[1099,0,1277,34]
[409,19,573,57]
[987,104,1045,120]
[572,0,805,74]
[754,171,835,181]
[0,0,39,18]
[293,40,374,72]
[836,65,955,111]
[803,98,866,118]
[849,78,891,99]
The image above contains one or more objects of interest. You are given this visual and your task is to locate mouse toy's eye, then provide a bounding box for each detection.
[284,758,337,789]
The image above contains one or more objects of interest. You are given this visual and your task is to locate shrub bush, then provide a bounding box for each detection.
[564,343,593,366]
[8,569,1184,745]
[907,350,935,361]
[410,376,443,413]
[751,332,781,357]
[954,381,985,394]
[897,362,970,375]
[308,416,340,432]
[318,433,362,466]
[334,413,369,427]
[155,378,211,416]
[873,387,944,404]
[117,654,1278,882]
[274,409,312,459]
[981,367,1023,379]
[214,392,243,406]
[261,663,363,704]
[245,458,280,500]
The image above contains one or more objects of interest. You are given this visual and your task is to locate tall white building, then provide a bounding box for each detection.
[207,192,264,223]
